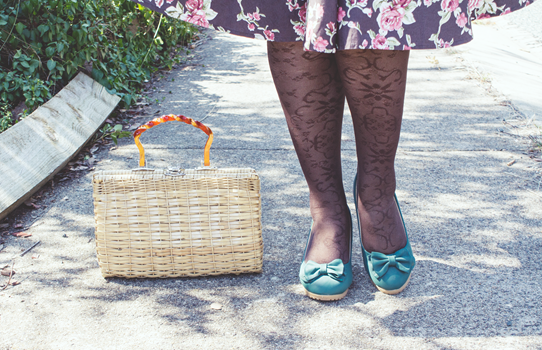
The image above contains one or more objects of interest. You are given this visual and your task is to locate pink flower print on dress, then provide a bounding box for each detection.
[476,13,491,19]
[287,0,301,12]
[314,4,325,19]
[456,12,468,27]
[361,39,369,48]
[441,0,459,12]
[183,10,209,27]
[313,36,329,52]
[372,34,390,49]
[185,0,203,12]
[500,7,512,15]
[294,24,305,36]
[141,0,532,51]
[468,0,483,10]
[299,5,307,22]
[393,0,412,8]
[438,38,451,48]
[306,25,313,39]
[378,5,405,32]
[177,0,217,28]
[264,29,275,41]
[338,7,346,22]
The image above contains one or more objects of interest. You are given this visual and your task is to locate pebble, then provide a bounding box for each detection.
[210,302,222,310]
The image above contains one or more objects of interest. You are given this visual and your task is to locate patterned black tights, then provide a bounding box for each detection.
[268,41,409,263]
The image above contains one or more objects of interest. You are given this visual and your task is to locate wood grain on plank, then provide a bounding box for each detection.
[0,72,121,221]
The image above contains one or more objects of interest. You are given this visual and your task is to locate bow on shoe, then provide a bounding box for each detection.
[301,259,345,283]
[369,251,414,279]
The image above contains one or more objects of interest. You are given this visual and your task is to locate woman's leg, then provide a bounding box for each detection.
[267,41,350,264]
[335,50,410,254]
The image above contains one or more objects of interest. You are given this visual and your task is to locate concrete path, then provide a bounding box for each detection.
[1,11,541,350]
[455,0,542,125]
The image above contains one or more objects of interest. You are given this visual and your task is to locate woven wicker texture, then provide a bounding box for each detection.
[93,168,262,278]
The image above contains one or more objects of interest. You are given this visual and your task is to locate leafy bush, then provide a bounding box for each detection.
[0,102,13,132]
[0,0,195,130]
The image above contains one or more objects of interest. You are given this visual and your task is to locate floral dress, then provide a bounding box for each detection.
[132,0,534,51]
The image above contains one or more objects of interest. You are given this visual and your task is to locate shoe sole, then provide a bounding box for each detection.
[372,272,412,295]
[304,289,348,301]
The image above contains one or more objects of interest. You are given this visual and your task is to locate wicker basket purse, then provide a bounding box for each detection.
[92,115,263,278]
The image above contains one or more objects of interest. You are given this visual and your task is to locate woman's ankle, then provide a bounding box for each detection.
[357,200,407,254]
[304,212,351,264]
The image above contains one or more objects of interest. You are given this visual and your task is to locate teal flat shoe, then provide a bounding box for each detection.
[353,174,415,295]
[299,217,353,301]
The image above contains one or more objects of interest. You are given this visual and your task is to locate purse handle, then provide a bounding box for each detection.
[133,114,214,167]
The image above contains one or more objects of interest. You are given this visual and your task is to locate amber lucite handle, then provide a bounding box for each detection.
[133,114,214,167]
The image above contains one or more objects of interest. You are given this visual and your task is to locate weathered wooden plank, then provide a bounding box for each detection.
[0,72,121,221]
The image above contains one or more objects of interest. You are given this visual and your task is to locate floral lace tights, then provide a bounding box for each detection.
[268,41,410,263]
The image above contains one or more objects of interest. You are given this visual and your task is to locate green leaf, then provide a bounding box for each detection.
[372,0,385,11]
[38,24,49,36]
[387,37,401,47]
[100,124,112,133]
[403,12,415,25]
[123,94,132,106]
[0,20,7,26]
[91,68,104,81]
[46,46,55,57]
[439,11,452,25]
[30,60,40,70]
[47,59,56,71]
[15,23,24,35]
[113,124,123,132]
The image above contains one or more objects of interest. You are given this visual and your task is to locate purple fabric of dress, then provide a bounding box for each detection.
[132,0,534,51]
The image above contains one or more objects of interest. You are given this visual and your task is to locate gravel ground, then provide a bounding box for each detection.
[0,16,541,350]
